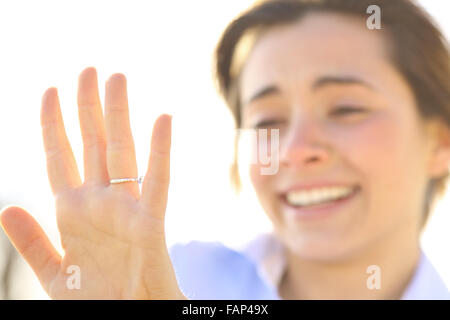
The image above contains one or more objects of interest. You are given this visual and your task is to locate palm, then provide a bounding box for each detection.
[0,67,183,299]
[49,187,163,299]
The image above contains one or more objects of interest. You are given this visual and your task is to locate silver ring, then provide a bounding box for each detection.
[110,176,144,184]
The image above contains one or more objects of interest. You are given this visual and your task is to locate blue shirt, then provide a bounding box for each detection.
[169,233,450,299]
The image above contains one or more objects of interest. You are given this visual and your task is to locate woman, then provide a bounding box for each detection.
[1,0,449,299]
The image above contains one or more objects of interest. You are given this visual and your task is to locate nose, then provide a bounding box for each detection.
[279,118,331,169]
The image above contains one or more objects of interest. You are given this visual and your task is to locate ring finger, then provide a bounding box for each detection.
[104,73,140,198]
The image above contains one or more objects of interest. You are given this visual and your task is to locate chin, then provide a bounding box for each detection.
[280,230,362,263]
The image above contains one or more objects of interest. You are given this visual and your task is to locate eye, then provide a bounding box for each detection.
[253,119,285,129]
[330,106,366,117]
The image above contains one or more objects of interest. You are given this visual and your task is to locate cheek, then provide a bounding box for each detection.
[249,163,272,193]
[331,113,412,178]
[249,161,279,216]
[331,112,426,223]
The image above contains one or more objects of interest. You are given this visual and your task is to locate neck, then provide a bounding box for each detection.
[278,222,421,300]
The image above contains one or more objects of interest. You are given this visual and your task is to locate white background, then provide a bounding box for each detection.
[0,0,448,299]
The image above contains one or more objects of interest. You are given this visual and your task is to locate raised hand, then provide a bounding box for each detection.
[0,67,185,299]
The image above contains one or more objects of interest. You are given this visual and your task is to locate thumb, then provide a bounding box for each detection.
[0,205,61,293]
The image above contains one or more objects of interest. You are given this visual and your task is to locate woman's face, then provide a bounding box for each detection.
[239,13,441,261]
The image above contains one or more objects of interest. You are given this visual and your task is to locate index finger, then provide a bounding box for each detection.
[41,88,82,194]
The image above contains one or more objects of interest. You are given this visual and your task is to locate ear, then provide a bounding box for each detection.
[427,120,450,178]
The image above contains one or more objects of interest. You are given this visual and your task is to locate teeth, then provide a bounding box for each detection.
[286,186,356,207]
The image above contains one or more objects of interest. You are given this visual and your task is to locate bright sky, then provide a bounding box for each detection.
[0,0,448,299]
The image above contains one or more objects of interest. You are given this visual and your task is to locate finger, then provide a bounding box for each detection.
[41,87,82,194]
[140,114,172,220]
[78,67,109,184]
[105,73,139,198]
[0,206,61,294]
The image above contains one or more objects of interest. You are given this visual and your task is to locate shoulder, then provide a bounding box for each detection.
[168,239,277,299]
[401,249,450,300]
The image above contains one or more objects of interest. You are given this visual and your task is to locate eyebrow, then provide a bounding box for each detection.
[244,75,373,107]
[312,76,373,91]
[245,85,280,106]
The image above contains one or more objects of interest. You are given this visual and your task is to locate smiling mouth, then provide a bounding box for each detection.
[277,185,361,221]
[280,185,361,208]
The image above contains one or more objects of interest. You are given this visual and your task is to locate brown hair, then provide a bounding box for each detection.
[213,0,450,229]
